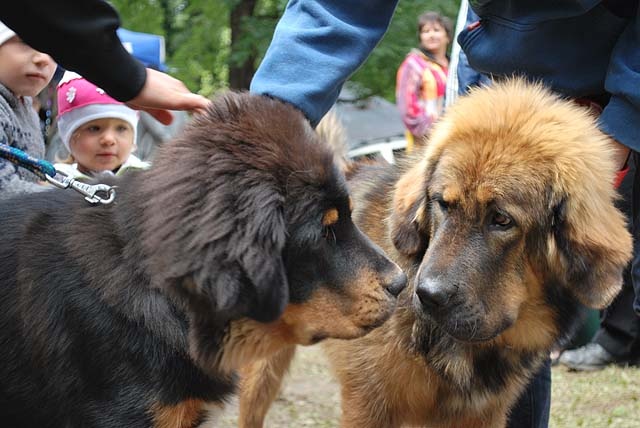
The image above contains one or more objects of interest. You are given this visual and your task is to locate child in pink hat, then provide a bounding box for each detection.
[55,71,149,179]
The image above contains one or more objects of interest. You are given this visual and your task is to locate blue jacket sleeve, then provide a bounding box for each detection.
[598,6,640,152]
[250,0,399,127]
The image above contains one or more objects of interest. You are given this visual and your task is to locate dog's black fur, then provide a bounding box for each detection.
[0,92,405,427]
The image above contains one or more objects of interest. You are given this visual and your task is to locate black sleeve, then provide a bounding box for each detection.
[2,0,147,102]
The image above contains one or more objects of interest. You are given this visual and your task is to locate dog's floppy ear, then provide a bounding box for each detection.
[389,156,430,257]
[547,183,632,309]
[142,170,289,325]
[197,178,289,324]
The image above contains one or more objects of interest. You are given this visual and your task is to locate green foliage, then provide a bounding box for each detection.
[239,0,288,66]
[110,0,165,34]
[111,0,460,100]
[169,1,230,96]
[111,0,284,96]
[228,4,283,69]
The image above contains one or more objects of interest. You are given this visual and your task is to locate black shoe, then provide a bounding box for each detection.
[558,343,624,371]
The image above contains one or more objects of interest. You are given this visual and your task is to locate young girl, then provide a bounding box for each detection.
[55,71,149,179]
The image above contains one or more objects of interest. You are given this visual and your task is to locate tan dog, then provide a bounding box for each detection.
[237,80,632,428]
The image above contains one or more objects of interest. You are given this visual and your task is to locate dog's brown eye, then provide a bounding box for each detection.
[433,197,449,212]
[491,212,513,228]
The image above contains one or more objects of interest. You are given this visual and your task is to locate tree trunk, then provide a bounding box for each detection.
[229,0,258,90]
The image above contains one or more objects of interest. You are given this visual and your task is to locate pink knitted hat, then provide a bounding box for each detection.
[57,71,138,150]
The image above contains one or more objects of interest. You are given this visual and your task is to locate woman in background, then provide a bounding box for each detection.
[396,11,452,149]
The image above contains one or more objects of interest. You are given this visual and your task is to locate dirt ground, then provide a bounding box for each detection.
[216,345,640,428]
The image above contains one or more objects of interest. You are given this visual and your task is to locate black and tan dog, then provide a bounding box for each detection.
[238,80,632,428]
[0,92,406,428]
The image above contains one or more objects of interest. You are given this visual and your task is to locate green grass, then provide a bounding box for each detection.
[550,365,640,428]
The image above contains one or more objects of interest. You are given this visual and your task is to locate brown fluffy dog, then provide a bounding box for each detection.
[237,80,632,428]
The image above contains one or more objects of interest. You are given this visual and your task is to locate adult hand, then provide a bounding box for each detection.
[126,68,210,125]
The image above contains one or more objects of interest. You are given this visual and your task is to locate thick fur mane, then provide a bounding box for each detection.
[132,93,335,325]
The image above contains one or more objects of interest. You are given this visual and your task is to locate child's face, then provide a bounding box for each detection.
[70,118,135,173]
[0,36,56,97]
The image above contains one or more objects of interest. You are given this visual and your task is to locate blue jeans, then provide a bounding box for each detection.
[507,359,551,428]
[632,152,640,316]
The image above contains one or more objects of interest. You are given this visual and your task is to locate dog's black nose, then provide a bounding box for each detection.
[415,280,457,308]
[384,271,407,297]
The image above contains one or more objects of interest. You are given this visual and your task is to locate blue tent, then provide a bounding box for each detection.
[117,28,167,71]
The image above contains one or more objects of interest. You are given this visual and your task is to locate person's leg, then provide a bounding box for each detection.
[593,275,640,358]
[559,156,640,370]
[507,359,551,428]
[632,152,640,316]
[601,155,639,357]
[560,278,640,370]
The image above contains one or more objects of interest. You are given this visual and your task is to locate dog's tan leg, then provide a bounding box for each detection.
[237,345,296,428]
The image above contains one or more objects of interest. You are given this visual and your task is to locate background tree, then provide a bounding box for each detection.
[227,0,288,89]
[111,0,460,101]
